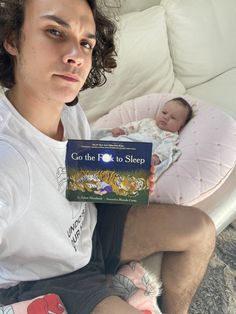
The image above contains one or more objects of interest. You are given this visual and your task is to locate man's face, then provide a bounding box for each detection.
[155,100,189,132]
[5,0,96,104]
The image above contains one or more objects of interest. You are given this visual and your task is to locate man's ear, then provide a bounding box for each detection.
[3,35,18,56]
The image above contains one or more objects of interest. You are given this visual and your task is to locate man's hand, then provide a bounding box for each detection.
[149,165,156,194]
[111,127,125,137]
[151,154,161,166]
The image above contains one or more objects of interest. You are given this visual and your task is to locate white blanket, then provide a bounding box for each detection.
[92,128,181,179]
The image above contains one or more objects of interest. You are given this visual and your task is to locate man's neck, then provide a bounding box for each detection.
[6,87,65,141]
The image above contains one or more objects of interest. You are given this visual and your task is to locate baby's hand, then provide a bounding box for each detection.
[151,155,161,166]
[112,127,125,137]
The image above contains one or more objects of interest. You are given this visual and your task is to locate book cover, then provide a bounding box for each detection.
[66,139,152,205]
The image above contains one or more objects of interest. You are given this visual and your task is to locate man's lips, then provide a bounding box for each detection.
[55,74,80,82]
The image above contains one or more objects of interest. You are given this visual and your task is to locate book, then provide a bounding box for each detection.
[66,139,153,205]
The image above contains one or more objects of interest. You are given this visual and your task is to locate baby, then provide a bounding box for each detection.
[111,97,193,166]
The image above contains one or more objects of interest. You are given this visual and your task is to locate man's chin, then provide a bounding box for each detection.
[61,91,80,105]
[65,96,78,106]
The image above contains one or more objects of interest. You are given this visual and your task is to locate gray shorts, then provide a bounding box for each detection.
[0,204,131,314]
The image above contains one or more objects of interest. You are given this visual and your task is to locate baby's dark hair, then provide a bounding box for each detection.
[171,97,193,125]
[0,0,117,105]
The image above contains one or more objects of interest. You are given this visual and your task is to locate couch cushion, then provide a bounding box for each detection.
[187,68,236,120]
[93,93,236,205]
[161,0,236,88]
[194,166,236,233]
[97,0,161,15]
[80,6,185,124]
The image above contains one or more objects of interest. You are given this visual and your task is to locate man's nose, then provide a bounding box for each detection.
[63,44,84,67]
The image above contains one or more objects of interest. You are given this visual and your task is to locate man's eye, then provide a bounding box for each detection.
[47,29,63,38]
[81,41,93,50]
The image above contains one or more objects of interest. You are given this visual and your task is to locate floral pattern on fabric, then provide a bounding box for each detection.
[112,261,162,314]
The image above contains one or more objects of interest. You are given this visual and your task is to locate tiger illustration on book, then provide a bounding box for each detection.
[67,169,148,197]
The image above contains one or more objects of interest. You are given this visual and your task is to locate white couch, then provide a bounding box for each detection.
[0,1,235,308]
[80,0,236,235]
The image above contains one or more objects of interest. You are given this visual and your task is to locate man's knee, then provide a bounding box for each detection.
[187,207,216,252]
[166,205,216,253]
[121,204,216,260]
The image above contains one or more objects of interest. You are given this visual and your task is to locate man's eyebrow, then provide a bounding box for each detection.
[40,14,96,39]
[40,14,70,28]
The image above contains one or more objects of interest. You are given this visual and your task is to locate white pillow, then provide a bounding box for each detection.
[80,6,185,124]
[97,0,161,16]
[187,68,236,120]
[161,0,236,88]
[93,94,236,205]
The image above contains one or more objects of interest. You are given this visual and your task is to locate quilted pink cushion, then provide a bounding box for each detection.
[93,94,236,205]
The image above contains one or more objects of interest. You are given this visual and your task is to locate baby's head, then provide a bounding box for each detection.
[155,97,193,132]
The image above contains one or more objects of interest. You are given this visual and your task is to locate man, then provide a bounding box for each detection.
[0,0,215,313]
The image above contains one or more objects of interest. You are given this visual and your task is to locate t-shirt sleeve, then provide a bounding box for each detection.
[0,143,30,239]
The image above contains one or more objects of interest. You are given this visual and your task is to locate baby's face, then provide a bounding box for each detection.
[155,100,189,132]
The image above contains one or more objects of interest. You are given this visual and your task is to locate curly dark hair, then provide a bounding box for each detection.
[0,0,117,104]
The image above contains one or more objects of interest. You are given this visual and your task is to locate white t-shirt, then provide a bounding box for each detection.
[0,94,97,288]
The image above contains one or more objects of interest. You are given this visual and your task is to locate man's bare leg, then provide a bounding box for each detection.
[92,296,141,314]
[120,204,216,314]
[92,204,215,314]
